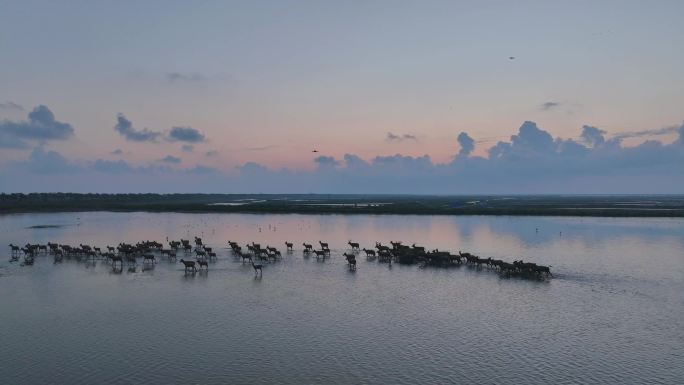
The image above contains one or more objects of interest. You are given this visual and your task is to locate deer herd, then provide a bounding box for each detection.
[8,238,552,279]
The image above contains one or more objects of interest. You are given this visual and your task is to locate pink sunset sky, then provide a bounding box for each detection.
[1,1,683,193]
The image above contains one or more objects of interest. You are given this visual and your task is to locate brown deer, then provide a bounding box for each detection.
[343,253,357,270]
[179,259,197,273]
[250,257,262,275]
[197,259,208,270]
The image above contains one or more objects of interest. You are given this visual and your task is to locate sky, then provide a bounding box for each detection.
[1,0,683,193]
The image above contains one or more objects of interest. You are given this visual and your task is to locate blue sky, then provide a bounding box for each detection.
[1,1,683,193]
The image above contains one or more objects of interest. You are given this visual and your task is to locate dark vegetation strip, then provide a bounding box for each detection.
[1,193,683,217]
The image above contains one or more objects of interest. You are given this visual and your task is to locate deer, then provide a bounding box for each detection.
[362,248,376,257]
[302,243,313,252]
[257,249,270,261]
[195,249,207,259]
[197,259,209,270]
[110,254,123,267]
[285,241,293,251]
[347,241,360,250]
[534,265,552,277]
[319,241,329,250]
[236,250,250,263]
[237,250,251,263]
[343,253,357,270]
[143,254,156,264]
[249,257,262,275]
[125,254,137,265]
[85,250,98,261]
[179,259,197,273]
[313,250,327,258]
[375,242,391,252]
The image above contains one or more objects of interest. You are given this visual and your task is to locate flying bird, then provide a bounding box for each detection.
[509,56,515,60]
[312,150,318,153]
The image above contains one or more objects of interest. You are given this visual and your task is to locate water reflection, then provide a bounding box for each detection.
[0,212,683,385]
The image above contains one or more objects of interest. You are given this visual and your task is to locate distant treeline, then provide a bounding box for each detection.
[1,193,683,217]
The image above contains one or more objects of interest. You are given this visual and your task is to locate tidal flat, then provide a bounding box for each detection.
[1,212,683,384]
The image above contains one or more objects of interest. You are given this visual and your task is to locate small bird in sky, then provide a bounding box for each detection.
[509,56,515,60]
[312,150,319,153]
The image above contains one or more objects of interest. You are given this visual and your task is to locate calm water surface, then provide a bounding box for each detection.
[1,212,683,384]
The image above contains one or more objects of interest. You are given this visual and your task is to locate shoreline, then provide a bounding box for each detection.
[3,206,684,218]
[2,193,683,217]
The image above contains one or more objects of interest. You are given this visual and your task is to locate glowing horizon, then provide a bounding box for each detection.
[1,1,683,192]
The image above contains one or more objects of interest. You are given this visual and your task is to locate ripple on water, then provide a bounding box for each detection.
[0,212,683,385]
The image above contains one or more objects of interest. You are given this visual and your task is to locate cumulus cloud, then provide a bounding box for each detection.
[187,165,220,175]
[0,132,29,149]
[511,121,555,154]
[3,120,684,194]
[18,147,80,174]
[457,132,475,157]
[386,132,418,142]
[159,155,182,164]
[0,105,74,148]
[92,159,133,174]
[0,149,229,192]
[114,114,161,142]
[540,101,561,111]
[580,125,606,147]
[113,115,207,144]
[168,126,206,143]
[166,72,204,83]
[343,153,369,169]
[372,154,432,170]
[677,124,684,146]
[0,101,24,111]
[238,162,269,174]
[314,155,339,168]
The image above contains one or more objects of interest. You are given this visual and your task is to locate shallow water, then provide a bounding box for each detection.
[1,212,683,385]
